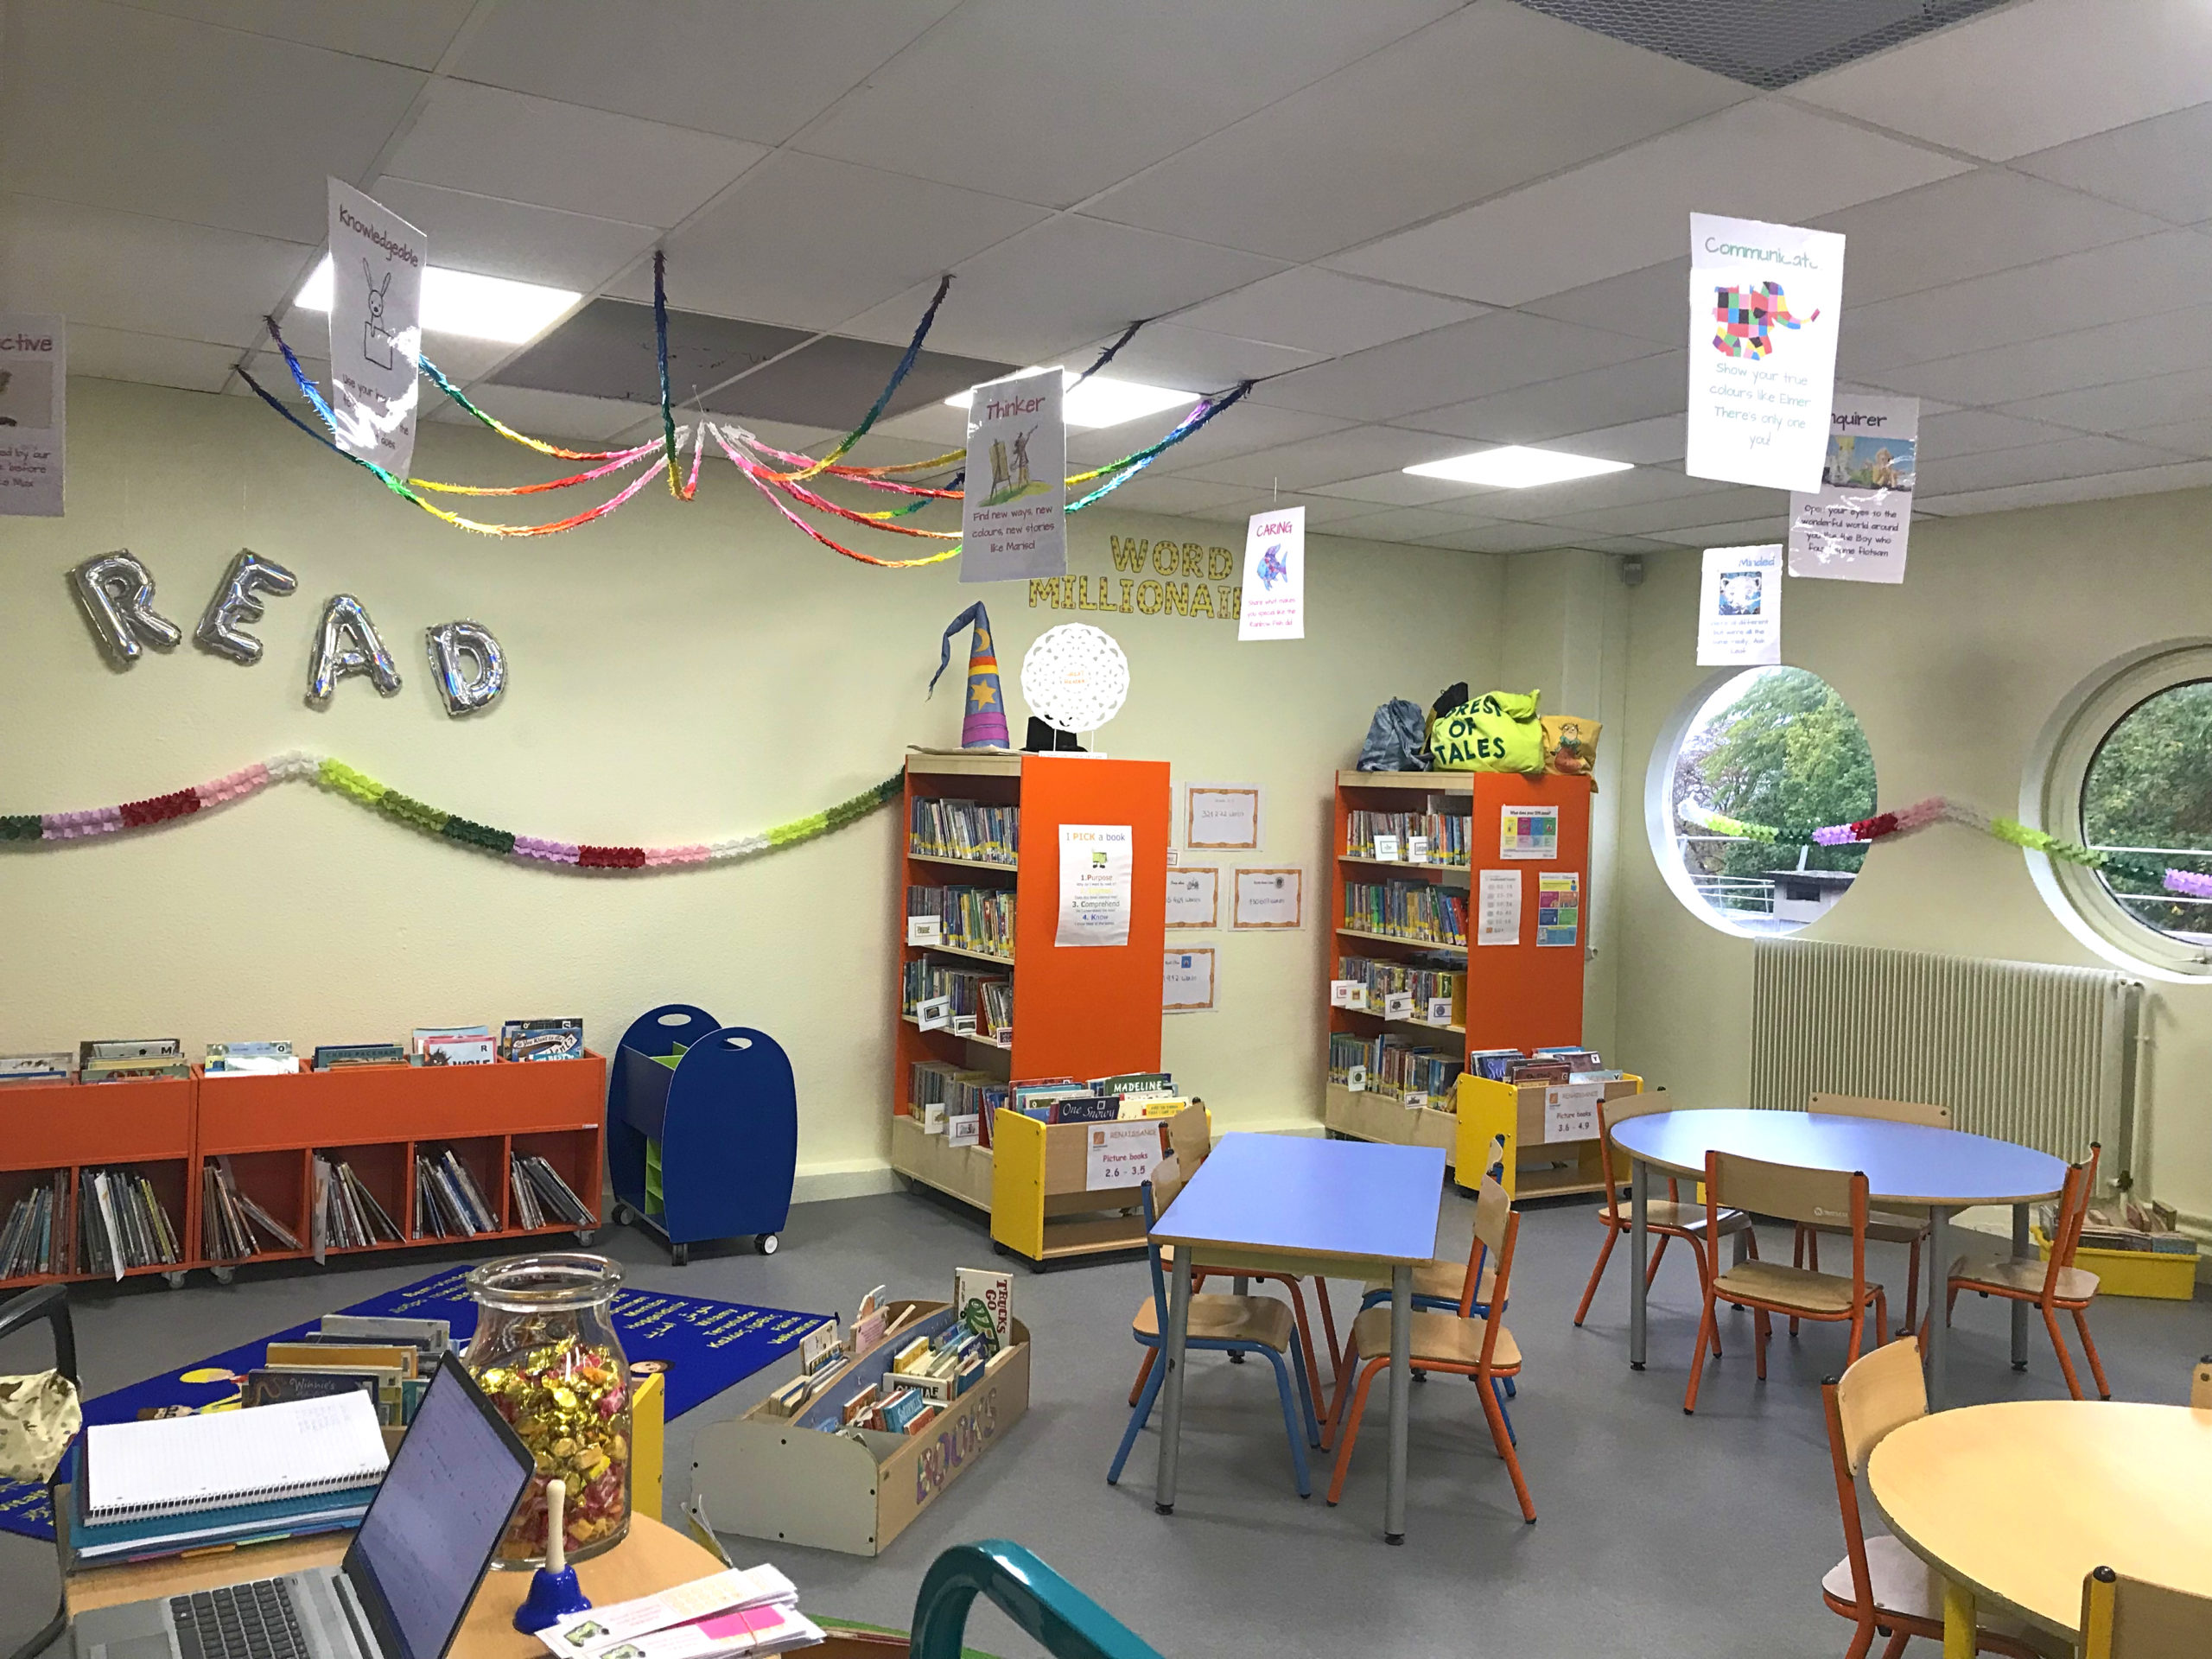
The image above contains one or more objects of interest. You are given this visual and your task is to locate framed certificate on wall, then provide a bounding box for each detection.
[1165,866,1218,929]
[1232,867,1303,930]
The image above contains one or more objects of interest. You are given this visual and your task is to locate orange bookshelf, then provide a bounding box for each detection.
[0,1072,196,1291]
[892,750,1171,1263]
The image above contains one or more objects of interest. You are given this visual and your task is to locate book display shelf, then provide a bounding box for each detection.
[1324,768,1605,1195]
[891,751,1170,1268]
[0,1056,604,1294]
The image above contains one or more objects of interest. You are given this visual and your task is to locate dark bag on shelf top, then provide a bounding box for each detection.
[1357,698,1431,772]
[1430,689,1545,772]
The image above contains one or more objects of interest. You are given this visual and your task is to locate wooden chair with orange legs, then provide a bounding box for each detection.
[1126,1106,1337,1412]
[1792,1094,1947,1334]
[1684,1152,1886,1414]
[1820,1337,2059,1659]
[1322,1173,1533,1523]
[1936,1145,2110,1401]
[2080,1565,2212,1657]
[1573,1093,1754,1347]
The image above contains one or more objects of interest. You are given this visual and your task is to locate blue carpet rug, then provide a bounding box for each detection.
[0,1267,827,1541]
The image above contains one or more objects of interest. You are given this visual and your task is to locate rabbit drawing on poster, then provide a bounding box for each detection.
[361,260,397,370]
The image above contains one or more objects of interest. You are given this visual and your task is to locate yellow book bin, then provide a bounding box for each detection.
[1454,1072,1643,1199]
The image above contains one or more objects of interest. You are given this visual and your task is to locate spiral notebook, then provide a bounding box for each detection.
[84,1389,391,1521]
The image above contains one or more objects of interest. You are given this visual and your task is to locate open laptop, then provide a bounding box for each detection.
[74,1355,534,1659]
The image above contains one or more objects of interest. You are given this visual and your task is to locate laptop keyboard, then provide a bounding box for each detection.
[168,1580,308,1659]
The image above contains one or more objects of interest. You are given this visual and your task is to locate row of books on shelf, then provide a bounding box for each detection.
[204,1157,302,1259]
[1344,810,1472,867]
[0,1020,585,1084]
[313,1154,404,1250]
[1469,1046,1613,1084]
[909,1062,1007,1147]
[1343,880,1468,947]
[765,1270,1015,1449]
[905,1066,1191,1144]
[81,1166,185,1275]
[1329,1033,1463,1104]
[909,797,1020,866]
[906,884,1016,958]
[416,1149,499,1236]
[511,1152,595,1229]
[1332,955,1466,1025]
[0,1173,68,1279]
[901,960,1012,1037]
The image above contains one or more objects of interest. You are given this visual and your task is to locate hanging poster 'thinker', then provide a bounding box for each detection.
[1789,394,1917,584]
[963,368,1067,584]
[1687,213,1846,493]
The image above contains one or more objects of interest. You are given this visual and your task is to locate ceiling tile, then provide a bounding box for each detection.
[1253,310,1657,423]
[384,80,768,231]
[2112,416,2212,459]
[603,152,1047,334]
[1410,351,1685,444]
[840,219,1286,368]
[1815,168,2166,306]
[1649,514,1789,548]
[1919,435,2192,495]
[420,384,652,441]
[1544,484,1782,536]
[1916,409,2084,459]
[1914,458,2212,517]
[448,1,959,144]
[1999,365,2212,435]
[1064,322,1319,391]
[1085,3,1744,261]
[67,323,240,393]
[114,1,476,69]
[1418,522,1576,554]
[366,177,655,294]
[791,0,1460,208]
[2013,103,2212,225]
[1475,463,1735,524]
[1837,231,2212,374]
[0,195,312,346]
[0,0,425,244]
[1073,475,1255,517]
[1192,492,1381,528]
[709,334,1014,429]
[1866,302,2212,408]
[1522,259,1689,349]
[1552,414,1687,465]
[1135,404,1352,475]
[1171,268,1486,358]
[1325,99,1967,305]
[1796,0,2212,162]
[1309,470,1498,508]
[1312,505,1484,544]
[1581,536,1677,555]
[1178,425,1463,491]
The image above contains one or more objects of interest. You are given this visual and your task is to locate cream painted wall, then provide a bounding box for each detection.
[1610,486,2212,1236]
[0,380,1503,1194]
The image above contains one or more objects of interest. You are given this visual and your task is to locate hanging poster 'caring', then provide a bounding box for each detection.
[1686,213,1845,493]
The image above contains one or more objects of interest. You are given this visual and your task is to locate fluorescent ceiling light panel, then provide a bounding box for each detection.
[944,366,1196,430]
[1403,446,1634,488]
[296,254,581,345]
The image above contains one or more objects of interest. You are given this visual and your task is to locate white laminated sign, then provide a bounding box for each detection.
[327,180,425,476]
[1687,213,1845,493]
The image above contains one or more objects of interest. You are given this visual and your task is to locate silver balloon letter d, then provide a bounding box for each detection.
[425,620,506,717]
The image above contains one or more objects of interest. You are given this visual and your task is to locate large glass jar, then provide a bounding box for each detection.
[463,1253,631,1568]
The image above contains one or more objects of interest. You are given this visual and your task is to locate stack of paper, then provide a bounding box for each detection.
[538,1565,821,1659]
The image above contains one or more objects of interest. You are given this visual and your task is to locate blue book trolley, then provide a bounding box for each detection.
[606,1004,797,1265]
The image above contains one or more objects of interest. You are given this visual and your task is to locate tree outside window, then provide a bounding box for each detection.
[2081,679,2212,943]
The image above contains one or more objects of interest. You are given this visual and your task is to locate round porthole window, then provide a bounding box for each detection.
[1645,666,1877,937]
[2028,640,2212,979]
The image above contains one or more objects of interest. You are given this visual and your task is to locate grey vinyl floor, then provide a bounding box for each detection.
[5,1185,2208,1659]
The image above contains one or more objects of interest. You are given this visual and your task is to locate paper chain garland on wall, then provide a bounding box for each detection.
[235,255,1254,563]
[0,754,899,873]
[1679,798,2211,899]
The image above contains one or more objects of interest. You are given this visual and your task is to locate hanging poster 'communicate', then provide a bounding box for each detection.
[1697,543,1783,667]
[1056,823,1133,947]
[1789,394,1918,584]
[0,314,64,516]
[962,368,1067,584]
[1237,505,1304,640]
[1686,213,1846,493]
[327,180,425,477]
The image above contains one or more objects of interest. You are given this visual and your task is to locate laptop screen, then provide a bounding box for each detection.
[343,1357,534,1659]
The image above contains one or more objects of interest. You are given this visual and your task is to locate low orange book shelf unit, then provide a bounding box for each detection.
[0,1054,605,1293]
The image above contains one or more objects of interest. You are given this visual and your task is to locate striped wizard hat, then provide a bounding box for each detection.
[929,602,1010,749]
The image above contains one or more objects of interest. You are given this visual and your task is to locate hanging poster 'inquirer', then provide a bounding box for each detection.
[1789,394,1918,584]
[1686,213,1846,493]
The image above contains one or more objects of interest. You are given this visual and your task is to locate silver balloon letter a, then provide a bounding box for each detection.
[424,620,506,717]
[194,550,298,664]
[71,550,182,665]
[307,594,403,705]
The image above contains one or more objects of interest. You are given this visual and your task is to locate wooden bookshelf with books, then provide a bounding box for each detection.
[891,751,1171,1265]
[1324,768,1599,1193]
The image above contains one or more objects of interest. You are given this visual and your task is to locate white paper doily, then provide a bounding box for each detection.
[1020,624,1130,733]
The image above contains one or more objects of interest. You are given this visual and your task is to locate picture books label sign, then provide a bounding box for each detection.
[963,368,1066,584]
[327,179,425,476]
[1789,393,1917,583]
[1686,213,1845,493]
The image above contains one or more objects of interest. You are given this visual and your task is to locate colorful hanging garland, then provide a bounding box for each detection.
[1678,798,2206,896]
[0,755,899,873]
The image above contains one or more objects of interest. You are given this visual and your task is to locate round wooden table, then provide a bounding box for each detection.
[1609,1109,2067,1407]
[1868,1400,2212,1655]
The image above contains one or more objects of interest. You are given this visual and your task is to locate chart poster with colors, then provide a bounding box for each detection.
[1478,868,1522,947]
[327,179,424,476]
[1537,872,1580,948]
[1687,213,1845,493]
[0,313,63,516]
[1055,823,1132,947]
[1697,543,1783,665]
[1500,804,1559,861]
[1789,393,1918,583]
[1238,504,1304,640]
[1163,946,1217,1013]
[962,367,1066,584]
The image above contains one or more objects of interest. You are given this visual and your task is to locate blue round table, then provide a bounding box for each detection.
[1609,1109,2068,1408]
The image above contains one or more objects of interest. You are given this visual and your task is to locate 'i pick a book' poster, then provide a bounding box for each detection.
[1686,213,1845,493]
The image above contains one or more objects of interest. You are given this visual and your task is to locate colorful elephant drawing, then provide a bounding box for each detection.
[1711,281,1820,360]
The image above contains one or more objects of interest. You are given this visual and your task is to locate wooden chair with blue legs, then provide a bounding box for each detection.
[1324,1173,1533,1522]
[1107,1154,1320,1498]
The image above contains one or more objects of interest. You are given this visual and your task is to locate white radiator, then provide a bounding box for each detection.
[1749,939,2140,1182]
